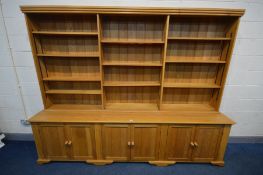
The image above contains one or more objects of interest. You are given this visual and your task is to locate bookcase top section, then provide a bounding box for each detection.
[20,6,245,16]
[29,110,235,125]
[22,6,243,116]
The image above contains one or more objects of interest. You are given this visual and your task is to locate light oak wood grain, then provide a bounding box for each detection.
[37,125,68,160]
[192,125,223,162]
[29,110,235,125]
[165,125,195,161]
[67,125,96,160]
[101,124,130,161]
[22,6,243,166]
[21,6,245,17]
[131,125,160,161]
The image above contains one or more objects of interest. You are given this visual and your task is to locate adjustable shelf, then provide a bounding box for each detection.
[165,58,226,64]
[37,53,100,57]
[43,77,101,82]
[167,37,231,41]
[101,39,164,44]
[104,81,161,86]
[46,90,101,95]
[103,61,162,67]
[32,31,98,36]
[163,82,221,88]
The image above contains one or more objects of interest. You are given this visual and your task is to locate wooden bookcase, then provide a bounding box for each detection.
[21,6,244,166]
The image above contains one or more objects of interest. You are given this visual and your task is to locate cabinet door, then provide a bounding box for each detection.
[38,125,68,160]
[67,125,96,160]
[101,124,130,161]
[165,125,194,161]
[192,125,223,162]
[131,125,160,161]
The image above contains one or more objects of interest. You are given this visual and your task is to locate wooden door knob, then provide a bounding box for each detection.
[190,142,195,147]
[131,141,135,146]
[128,141,131,146]
[194,142,199,147]
[65,141,69,145]
[68,141,72,146]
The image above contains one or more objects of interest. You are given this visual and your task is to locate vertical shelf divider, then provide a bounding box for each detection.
[97,14,105,109]
[159,15,170,110]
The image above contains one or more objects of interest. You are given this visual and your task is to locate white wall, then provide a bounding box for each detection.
[0,0,262,136]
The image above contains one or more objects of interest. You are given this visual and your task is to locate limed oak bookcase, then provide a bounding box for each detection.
[21,6,244,166]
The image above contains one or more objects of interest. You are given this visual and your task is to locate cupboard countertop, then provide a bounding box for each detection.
[29,109,235,125]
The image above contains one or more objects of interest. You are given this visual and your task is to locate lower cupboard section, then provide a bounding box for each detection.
[32,123,231,166]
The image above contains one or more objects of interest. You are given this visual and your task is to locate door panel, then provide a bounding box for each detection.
[131,125,160,161]
[165,125,194,161]
[38,125,68,159]
[192,125,223,162]
[101,124,130,161]
[68,125,95,160]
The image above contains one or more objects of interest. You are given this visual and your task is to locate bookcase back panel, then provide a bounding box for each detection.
[29,14,97,32]
[105,87,159,103]
[168,16,235,38]
[45,58,100,78]
[104,67,161,82]
[101,15,165,41]
[167,41,223,61]
[163,88,215,104]
[37,36,98,55]
[103,44,162,64]
[46,82,101,90]
[164,63,219,83]
[49,94,102,105]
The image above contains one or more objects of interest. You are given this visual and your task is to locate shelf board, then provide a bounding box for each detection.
[167,37,231,41]
[163,82,221,88]
[37,53,100,58]
[103,61,162,67]
[43,77,101,82]
[161,104,215,112]
[106,103,158,111]
[165,59,226,64]
[32,31,98,36]
[46,89,101,95]
[48,104,102,110]
[104,81,161,86]
[101,39,164,44]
